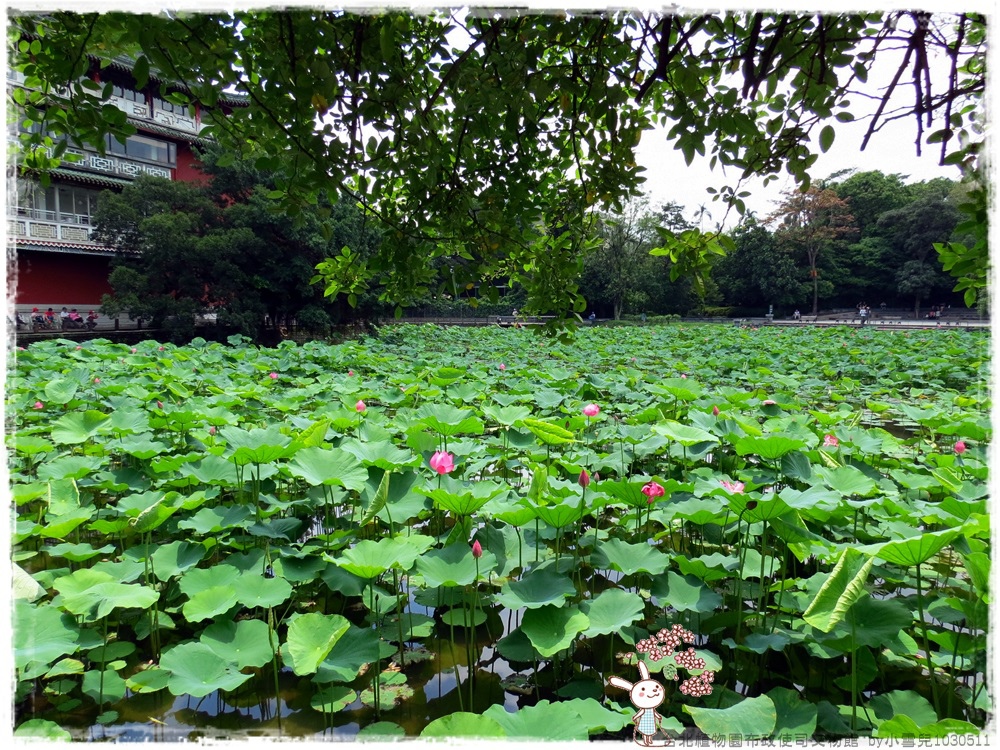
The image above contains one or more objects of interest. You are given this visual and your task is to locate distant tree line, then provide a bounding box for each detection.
[579,170,973,320]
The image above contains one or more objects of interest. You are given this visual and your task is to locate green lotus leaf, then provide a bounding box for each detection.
[339,437,418,469]
[150,540,206,581]
[581,588,645,637]
[533,497,585,529]
[439,607,487,627]
[179,455,240,485]
[160,641,253,697]
[314,625,381,683]
[359,670,413,711]
[768,687,818,739]
[481,403,533,426]
[592,538,670,576]
[519,604,589,657]
[235,572,293,609]
[357,721,406,739]
[82,668,127,704]
[414,402,484,436]
[50,410,111,444]
[870,690,938,729]
[14,719,73,740]
[37,457,105,483]
[484,700,589,740]
[684,695,777,740]
[803,547,874,632]
[336,537,420,579]
[817,465,879,497]
[673,553,740,582]
[652,420,718,446]
[200,619,276,669]
[178,564,241,596]
[117,436,171,460]
[11,436,54,456]
[421,713,507,738]
[44,378,79,404]
[246,517,304,541]
[559,697,636,733]
[14,600,81,670]
[494,567,576,610]
[285,446,369,491]
[735,436,806,460]
[13,563,46,602]
[819,596,914,652]
[60,579,159,621]
[176,505,253,535]
[125,667,171,694]
[46,542,115,562]
[650,571,722,612]
[415,543,496,588]
[310,684,356,714]
[88,641,135,663]
[285,612,351,676]
[522,417,576,445]
[862,528,962,567]
[223,425,292,465]
[725,494,790,523]
[182,585,239,623]
[420,475,504,516]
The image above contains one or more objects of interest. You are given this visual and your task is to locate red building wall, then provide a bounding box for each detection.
[12,250,112,304]
[175,146,208,184]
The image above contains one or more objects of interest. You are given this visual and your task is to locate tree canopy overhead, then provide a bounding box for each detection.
[9,9,988,321]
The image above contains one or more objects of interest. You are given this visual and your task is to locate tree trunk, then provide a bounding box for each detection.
[812,274,819,316]
[613,301,622,321]
[914,298,921,319]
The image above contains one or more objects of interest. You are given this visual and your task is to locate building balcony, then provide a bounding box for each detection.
[7,210,104,250]
[62,149,173,181]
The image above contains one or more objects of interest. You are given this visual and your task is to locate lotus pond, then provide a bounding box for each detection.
[8,323,992,741]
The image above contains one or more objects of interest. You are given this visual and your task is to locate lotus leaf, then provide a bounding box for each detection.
[125,668,171,694]
[82,668,127,704]
[803,547,875,632]
[313,625,381,683]
[593,538,670,576]
[50,410,110,444]
[735,436,806,460]
[685,695,777,740]
[519,604,589,657]
[494,567,576,610]
[149,541,206,581]
[357,721,407,739]
[285,446,369,490]
[160,641,253,697]
[359,671,413,711]
[421,712,507,738]
[13,719,73,740]
[483,700,590,740]
[285,612,351,675]
[337,537,420,579]
[310,685,356,714]
[768,687,818,739]
[14,600,80,670]
[581,588,644,637]
[415,543,497,587]
[650,571,722,612]
[200,619,275,669]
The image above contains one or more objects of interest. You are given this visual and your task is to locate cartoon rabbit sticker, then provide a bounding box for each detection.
[608,661,670,747]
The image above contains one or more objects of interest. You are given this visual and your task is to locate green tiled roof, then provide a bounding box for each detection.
[49,168,135,188]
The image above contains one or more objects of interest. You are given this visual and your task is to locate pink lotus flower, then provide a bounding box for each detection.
[954,441,967,455]
[823,434,838,448]
[641,481,665,502]
[583,404,600,417]
[348,370,355,377]
[593,472,600,482]
[762,399,776,406]
[356,400,367,413]
[158,346,164,351]
[712,405,720,416]
[680,373,687,379]
[157,400,164,409]
[720,479,745,494]
[269,372,278,380]
[93,377,100,384]
[499,363,506,371]
[208,426,217,435]
[75,346,81,350]
[32,401,43,410]
[429,450,455,475]
[471,540,483,559]
[579,469,591,488]
[131,347,137,354]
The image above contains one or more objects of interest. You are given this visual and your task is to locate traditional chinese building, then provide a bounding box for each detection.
[7,56,247,313]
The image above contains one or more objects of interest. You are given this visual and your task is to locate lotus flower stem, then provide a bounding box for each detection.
[915,562,941,716]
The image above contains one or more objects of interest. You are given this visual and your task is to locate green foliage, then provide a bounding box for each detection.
[9,11,986,322]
